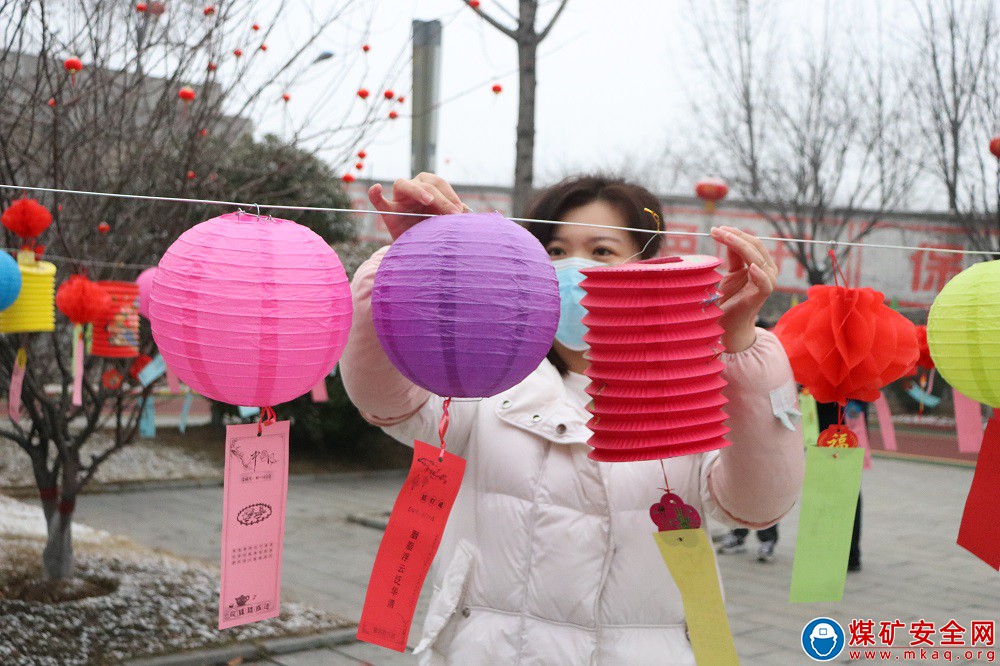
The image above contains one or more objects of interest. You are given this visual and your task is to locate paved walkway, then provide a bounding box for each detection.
[66,457,1000,665]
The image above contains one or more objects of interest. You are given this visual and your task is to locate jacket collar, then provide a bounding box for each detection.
[493,358,593,445]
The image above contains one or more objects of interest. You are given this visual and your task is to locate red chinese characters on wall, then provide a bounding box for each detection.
[910,244,964,294]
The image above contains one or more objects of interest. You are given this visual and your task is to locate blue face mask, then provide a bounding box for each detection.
[552,257,604,352]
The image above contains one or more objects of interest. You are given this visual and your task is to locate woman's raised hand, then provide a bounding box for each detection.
[709,226,779,354]
[368,172,467,241]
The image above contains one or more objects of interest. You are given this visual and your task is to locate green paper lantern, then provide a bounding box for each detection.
[927,259,1000,408]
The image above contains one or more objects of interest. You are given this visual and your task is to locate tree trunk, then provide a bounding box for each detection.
[42,504,74,580]
[512,37,538,217]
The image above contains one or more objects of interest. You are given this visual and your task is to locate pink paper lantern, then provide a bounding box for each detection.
[136,267,156,318]
[150,212,352,407]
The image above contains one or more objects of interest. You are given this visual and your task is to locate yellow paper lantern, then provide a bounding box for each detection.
[0,253,56,334]
[927,259,1000,408]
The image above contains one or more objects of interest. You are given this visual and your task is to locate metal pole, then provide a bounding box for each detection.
[411,20,442,176]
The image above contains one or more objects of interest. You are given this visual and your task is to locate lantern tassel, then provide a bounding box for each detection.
[165,366,180,393]
[311,378,329,402]
[957,415,1000,569]
[72,324,84,406]
[256,406,277,436]
[9,346,26,421]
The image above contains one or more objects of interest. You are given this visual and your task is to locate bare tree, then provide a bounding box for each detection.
[688,0,920,285]
[910,0,999,255]
[462,0,570,216]
[0,0,380,582]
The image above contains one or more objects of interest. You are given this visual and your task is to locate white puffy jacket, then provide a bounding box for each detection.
[341,247,805,665]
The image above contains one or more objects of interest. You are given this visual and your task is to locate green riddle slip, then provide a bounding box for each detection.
[789,446,864,602]
[799,390,819,447]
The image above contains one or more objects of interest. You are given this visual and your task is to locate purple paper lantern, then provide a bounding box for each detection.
[372,212,559,398]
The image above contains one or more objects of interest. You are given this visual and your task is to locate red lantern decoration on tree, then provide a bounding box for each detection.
[199,128,208,137]
[233,48,243,58]
[388,110,399,120]
[362,44,371,53]
[355,162,364,170]
[56,275,112,405]
[397,95,405,104]
[47,98,56,108]
[260,44,268,52]
[97,221,111,235]
[178,86,196,104]
[186,170,196,180]
[384,90,395,100]
[990,136,1000,159]
[2,198,52,247]
[695,178,728,212]
[147,1,165,16]
[491,83,502,94]
[470,0,481,7]
[342,173,356,184]
[206,62,217,72]
[774,285,919,404]
[203,5,215,16]
[357,88,370,100]
[136,2,147,11]
[64,57,83,86]
[252,22,261,31]
[357,150,367,159]
[282,92,291,102]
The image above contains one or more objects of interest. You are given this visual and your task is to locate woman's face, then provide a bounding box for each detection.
[544,200,643,265]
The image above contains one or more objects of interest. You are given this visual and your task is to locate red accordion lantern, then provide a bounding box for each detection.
[91,281,140,358]
[580,256,730,462]
[695,178,729,212]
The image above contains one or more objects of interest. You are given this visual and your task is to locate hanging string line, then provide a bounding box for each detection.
[1,183,996,258]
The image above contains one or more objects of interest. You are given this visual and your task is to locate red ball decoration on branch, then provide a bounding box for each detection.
[362,44,371,53]
[470,0,481,7]
[203,5,215,16]
[357,88,370,100]
[773,285,919,404]
[491,83,502,94]
[990,136,1000,159]
[136,2,147,11]
[342,173,356,183]
[206,62,217,72]
[260,44,268,51]
[384,89,394,100]
[397,95,405,104]
[64,56,83,85]
[357,150,367,159]
[186,170,196,180]
[695,178,728,212]
[178,86,196,103]
[388,110,398,120]
[355,162,364,170]
[233,48,243,58]
[282,92,290,102]
[47,98,56,108]
[147,1,165,16]
[57,274,112,325]
[2,198,52,241]
[98,221,111,234]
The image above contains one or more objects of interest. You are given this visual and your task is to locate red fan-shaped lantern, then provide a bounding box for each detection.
[357,88,370,100]
[388,110,399,120]
[491,83,502,94]
[64,57,83,86]
[2,198,52,243]
[384,90,395,100]
[695,178,728,213]
[178,86,196,104]
[990,136,1000,160]
[774,285,919,404]
[57,275,112,405]
[914,324,934,370]
[57,275,112,325]
[342,173,356,184]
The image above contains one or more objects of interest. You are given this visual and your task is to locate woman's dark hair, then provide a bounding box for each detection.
[524,174,665,376]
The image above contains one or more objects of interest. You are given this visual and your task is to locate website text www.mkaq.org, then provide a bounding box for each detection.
[849,648,995,662]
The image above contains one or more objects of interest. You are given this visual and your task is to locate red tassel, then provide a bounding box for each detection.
[957,415,1000,568]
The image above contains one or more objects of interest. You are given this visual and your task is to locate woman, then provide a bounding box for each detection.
[341,173,805,665]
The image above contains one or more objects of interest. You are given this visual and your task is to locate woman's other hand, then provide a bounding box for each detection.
[709,226,779,353]
[368,172,466,241]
